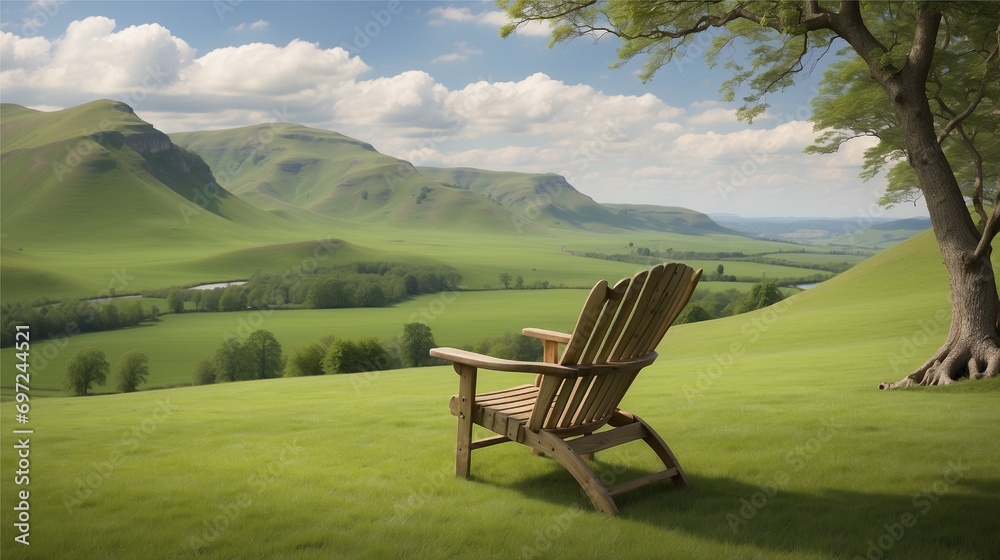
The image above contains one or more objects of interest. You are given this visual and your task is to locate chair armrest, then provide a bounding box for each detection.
[521,328,571,344]
[430,347,580,378]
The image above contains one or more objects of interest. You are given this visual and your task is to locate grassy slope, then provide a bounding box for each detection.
[2,230,998,560]
[171,125,538,234]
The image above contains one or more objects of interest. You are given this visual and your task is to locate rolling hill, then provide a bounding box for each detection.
[0,100,293,245]
[171,124,546,234]
[172,124,732,235]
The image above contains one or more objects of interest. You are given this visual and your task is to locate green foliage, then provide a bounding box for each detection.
[355,283,386,308]
[322,336,393,374]
[467,331,543,362]
[219,285,247,312]
[398,322,437,368]
[63,346,109,396]
[283,340,329,377]
[735,280,785,314]
[214,336,249,382]
[192,359,217,385]
[114,349,149,393]
[498,272,512,289]
[678,304,713,324]
[167,289,184,314]
[244,330,283,380]
[307,279,353,309]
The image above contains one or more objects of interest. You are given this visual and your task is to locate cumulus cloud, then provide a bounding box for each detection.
[180,39,369,96]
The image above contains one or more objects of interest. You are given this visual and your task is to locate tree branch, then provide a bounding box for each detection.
[936,43,998,143]
[903,8,943,88]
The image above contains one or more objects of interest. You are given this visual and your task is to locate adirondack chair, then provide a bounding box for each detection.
[430,262,702,514]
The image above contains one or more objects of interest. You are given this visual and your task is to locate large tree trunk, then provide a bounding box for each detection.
[878,75,1000,389]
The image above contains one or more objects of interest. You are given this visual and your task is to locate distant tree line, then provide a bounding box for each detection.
[163,261,462,313]
[677,280,786,324]
[572,248,856,274]
[194,323,545,386]
[1,299,156,348]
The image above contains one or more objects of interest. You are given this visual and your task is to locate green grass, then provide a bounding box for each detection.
[2,231,998,560]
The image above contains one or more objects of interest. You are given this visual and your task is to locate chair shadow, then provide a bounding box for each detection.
[490,454,1000,558]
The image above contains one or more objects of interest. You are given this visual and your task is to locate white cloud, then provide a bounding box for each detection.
[181,39,369,96]
[427,6,549,37]
[1,17,196,93]
[231,19,270,32]
[431,42,482,64]
[0,32,50,71]
[686,107,738,125]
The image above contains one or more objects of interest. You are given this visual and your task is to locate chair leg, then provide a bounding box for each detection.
[611,411,687,487]
[534,431,618,515]
[455,364,477,478]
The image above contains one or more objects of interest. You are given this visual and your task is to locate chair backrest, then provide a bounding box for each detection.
[527,263,701,434]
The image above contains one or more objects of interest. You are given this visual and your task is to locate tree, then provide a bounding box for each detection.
[284,341,328,377]
[356,283,387,307]
[193,359,217,385]
[515,275,525,289]
[735,280,785,314]
[215,336,248,382]
[219,285,246,312]
[244,329,283,379]
[201,288,221,312]
[114,350,149,393]
[167,289,184,314]
[717,264,725,278]
[322,337,393,374]
[399,322,437,368]
[499,272,512,289]
[63,346,109,396]
[679,304,713,324]
[500,2,1000,388]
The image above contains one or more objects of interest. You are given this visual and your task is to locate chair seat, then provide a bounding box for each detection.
[450,384,538,441]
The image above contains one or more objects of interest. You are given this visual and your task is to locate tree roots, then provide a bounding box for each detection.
[879,339,1000,389]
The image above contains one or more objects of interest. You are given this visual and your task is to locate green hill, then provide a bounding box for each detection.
[0,100,290,244]
[2,230,998,560]
[171,125,545,234]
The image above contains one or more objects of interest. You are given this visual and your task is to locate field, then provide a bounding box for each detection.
[2,231,998,560]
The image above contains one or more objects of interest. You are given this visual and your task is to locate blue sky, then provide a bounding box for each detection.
[1,0,928,218]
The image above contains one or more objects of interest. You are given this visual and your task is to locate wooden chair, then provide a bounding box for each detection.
[430,262,702,514]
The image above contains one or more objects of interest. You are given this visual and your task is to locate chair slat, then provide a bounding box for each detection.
[632,265,690,356]
[608,264,667,362]
[594,269,649,364]
[647,269,702,353]
[559,281,610,365]
[579,277,631,365]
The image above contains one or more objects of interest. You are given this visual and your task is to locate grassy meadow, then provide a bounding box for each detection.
[2,230,999,560]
